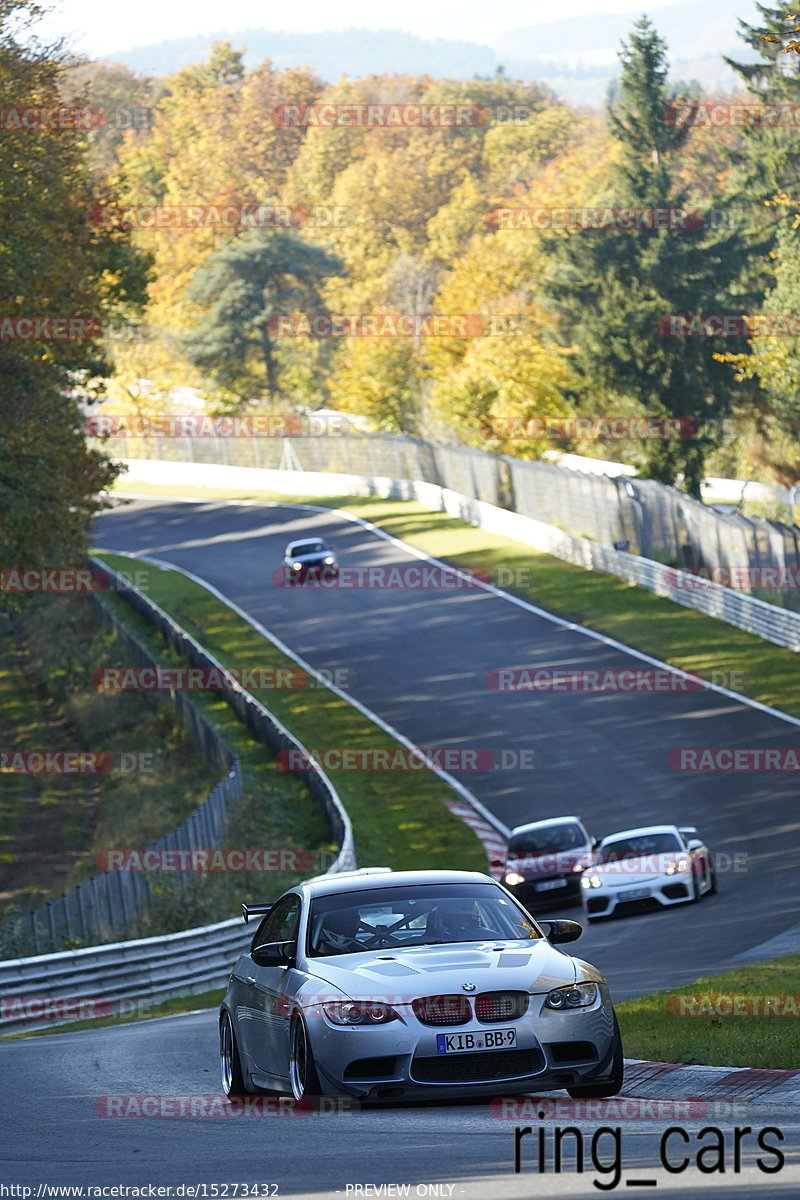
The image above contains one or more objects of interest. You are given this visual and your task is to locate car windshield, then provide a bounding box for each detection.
[307,883,542,957]
[599,833,682,862]
[289,540,326,557]
[508,824,585,854]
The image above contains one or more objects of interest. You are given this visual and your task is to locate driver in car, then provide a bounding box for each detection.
[429,901,491,943]
[318,909,362,954]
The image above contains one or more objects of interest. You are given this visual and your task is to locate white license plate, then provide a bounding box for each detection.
[536,878,568,891]
[618,888,650,900]
[436,1029,517,1054]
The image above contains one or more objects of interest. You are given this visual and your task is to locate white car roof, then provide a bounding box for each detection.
[510,816,585,836]
[599,824,683,847]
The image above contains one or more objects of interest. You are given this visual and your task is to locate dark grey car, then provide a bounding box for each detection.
[282,538,339,585]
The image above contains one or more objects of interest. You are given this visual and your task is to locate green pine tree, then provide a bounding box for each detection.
[724,4,800,258]
[543,17,750,496]
[181,229,343,404]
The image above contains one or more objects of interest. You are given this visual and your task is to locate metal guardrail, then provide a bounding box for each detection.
[419,482,800,653]
[0,913,252,1036]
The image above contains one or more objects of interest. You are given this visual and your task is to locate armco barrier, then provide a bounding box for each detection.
[119,457,800,653]
[0,914,253,1035]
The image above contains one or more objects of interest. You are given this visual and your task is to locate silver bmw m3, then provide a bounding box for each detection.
[219,868,624,1103]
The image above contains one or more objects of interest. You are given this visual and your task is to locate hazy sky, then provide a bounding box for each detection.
[38,0,686,57]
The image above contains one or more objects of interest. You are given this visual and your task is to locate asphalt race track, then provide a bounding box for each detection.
[2,494,798,1198]
[89,497,800,998]
[1,1009,798,1196]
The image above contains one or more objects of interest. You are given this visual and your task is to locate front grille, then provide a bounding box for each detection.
[343,1056,398,1081]
[411,1048,544,1084]
[586,898,609,913]
[546,1041,597,1063]
[412,995,471,1026]
[475,991,528,1023]
[662,883,690,899]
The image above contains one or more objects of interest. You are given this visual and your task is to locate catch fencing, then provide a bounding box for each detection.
[96,429,800,610]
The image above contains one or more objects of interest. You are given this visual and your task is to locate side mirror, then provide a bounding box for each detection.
[540,920,582,944]
[252,940,296,967]
[591,837,600,849]
[686,839,703,852]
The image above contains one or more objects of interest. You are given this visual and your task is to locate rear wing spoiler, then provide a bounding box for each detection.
[678,826,698,837]
[241,903,273,925]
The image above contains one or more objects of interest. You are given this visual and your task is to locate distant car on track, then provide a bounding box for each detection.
[580,824,716,922]
[501,816,597,910]
[283,538,338,585]
[220,868,624,1103]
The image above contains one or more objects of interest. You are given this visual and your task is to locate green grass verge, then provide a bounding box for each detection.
[616,955,800,1069]
[93,551,488,877]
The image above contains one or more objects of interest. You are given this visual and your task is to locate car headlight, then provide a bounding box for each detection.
[322,1001,398,1025]
[664,857,690,875]
[292,562,302,571]
[504,871,525,887]
[544,982,598,1010]
[323,556,334,565]
[581,874,602,888]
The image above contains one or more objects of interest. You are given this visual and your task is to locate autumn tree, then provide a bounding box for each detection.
[0,0,148,603]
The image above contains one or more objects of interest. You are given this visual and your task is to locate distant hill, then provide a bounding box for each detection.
[114,27,497,83]
[108,4,761,104]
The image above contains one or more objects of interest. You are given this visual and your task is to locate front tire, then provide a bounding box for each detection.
[566,1015,624,1099]
[289,1015,322,1100]
[220,1011,249,1096]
